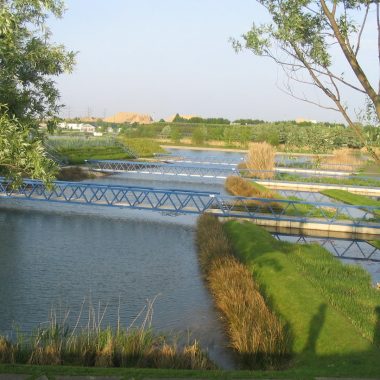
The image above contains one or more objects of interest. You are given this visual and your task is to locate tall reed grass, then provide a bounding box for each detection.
[196,214,291,369]
[225,176,277,199]
[0,299,214,369]
[245,142,275,179]
[224,176,283,214]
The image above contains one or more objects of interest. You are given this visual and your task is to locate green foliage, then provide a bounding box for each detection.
[173,114,230,124]
[131,120,369,151]
[233,119,265,125]
[0,1,75,183]
[233,0,380,156]
[191,126,207,145]
[0,111,57,185]
[117,137,164,157]
[0,0,75,123]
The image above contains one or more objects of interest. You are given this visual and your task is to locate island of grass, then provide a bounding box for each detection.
[224,176,354,221]
[321,189,380,218]
[276,172,380,188]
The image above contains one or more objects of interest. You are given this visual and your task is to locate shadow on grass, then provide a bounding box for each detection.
[303,303,326,354]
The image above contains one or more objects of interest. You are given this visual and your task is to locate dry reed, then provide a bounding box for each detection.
[225,176,276,198]
[224,176,283,213]
[245,142,275,179]
[196,214,291,369]
[208,256,290,369]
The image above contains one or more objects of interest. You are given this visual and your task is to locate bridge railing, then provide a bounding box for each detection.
[1,178,380,229]
[273,234,380,262]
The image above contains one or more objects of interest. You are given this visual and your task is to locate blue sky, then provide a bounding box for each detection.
[48,0,376,122]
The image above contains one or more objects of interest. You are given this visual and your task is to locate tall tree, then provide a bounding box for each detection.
[233,0,380,161]
[0,0,75,182]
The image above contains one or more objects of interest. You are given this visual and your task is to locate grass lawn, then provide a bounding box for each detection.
[321,189,380,217]
[117,137,165,157]
[276,173,380,187]
[223,221,380,377]
[58,146,133,164]
[47,137,165,164]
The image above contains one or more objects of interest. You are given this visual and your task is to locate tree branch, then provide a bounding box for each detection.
[320,0,377,104]
[355,3,369,57]
[277,82,340,111]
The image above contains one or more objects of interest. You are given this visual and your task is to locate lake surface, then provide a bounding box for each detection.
[0,200,234,368]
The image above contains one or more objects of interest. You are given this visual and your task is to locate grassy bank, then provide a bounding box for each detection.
[196,215,290,370]
[321,189,380,218]
[224,220,380,375]
[47,137,165,164]
[47,138,133,164]
[276,172,380,187]
[321,189,380,207]
[117,137,165,157]
[224,176,348,221]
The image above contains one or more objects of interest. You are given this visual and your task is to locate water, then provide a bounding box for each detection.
[0,191,234,368]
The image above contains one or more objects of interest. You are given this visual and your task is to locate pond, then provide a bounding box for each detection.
[0,197,234,368]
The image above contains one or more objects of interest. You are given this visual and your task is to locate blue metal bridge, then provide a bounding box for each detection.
[85,159,373,181]
[86,160,238,178]
[1,178,380,235]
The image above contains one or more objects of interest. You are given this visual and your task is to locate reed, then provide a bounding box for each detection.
[320,148,364,170]
[196,214,291,369]
[0,300,215,370]
[245,142,275,179]
[225,176,277,198]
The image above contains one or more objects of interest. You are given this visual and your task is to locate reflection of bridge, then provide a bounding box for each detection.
[1,178,380,237]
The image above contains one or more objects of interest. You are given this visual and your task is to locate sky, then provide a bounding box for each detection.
[48,0,377,122]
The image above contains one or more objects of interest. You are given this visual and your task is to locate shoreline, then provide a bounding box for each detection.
[161,145,333,156]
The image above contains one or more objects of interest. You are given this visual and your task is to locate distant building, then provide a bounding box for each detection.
[295,118,317,124]
[93,132,103,137]
[81,124,96,133]
[58,122,95,133]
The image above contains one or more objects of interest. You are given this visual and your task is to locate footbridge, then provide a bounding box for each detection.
[1,178,380,237]
[86,160,238,178]
[86,160,366,180]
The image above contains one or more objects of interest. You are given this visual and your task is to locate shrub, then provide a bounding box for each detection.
[245,142,275,179]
